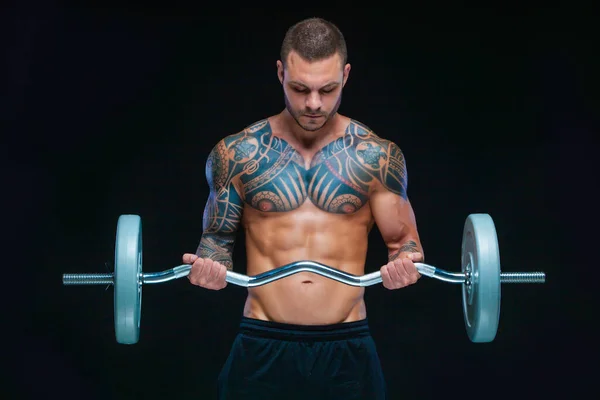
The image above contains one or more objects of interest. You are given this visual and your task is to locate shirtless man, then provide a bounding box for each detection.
[182,17,424,399]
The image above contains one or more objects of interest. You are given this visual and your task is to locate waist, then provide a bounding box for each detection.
[238,317,371,342]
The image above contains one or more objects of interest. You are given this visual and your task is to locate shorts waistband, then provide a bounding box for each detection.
[238,317,371,341]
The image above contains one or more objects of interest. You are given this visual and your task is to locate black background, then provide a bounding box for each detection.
[3,2,597,399]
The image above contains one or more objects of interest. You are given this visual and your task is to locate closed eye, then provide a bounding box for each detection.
[290,85,338,94]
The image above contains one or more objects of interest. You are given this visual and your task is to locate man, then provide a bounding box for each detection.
[182,17,424,399]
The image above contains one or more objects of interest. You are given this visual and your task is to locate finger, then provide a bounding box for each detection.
[410,257,423,279]
[380,265,392,289]
[198,259,213,285]
[189,258,206,285]
[408,252,424,263]
[401,259,420,283]
[206,261,222,284]
[209,262,227,290]
[182,253,199,264]
[388,261,405,289]
[217,264,228,289]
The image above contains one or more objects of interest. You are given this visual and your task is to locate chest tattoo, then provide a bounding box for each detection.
[219,119,407,215]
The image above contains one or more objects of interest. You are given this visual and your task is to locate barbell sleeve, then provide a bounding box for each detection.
[63,260,545,287]
[63,273,114,285]
[499,272,545,283]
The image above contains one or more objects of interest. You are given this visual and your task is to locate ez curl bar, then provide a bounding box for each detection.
[62,213,545,344]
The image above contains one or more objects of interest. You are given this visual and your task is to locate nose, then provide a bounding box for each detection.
[305,92,322,112]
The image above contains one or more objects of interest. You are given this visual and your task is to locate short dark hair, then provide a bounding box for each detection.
[280,17,347,68]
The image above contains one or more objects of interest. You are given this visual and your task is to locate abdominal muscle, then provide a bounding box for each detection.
[241,202,373,325]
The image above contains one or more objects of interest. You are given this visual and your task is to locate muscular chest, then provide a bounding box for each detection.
[237,135,382,214]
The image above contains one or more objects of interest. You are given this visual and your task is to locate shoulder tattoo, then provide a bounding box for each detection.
[348,121,408,199]
[380,141,408,199]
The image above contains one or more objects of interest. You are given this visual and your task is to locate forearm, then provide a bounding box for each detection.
[195,232,236,270]
[388,238,424,262]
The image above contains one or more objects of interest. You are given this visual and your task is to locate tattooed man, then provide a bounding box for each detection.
[181,17,424,400]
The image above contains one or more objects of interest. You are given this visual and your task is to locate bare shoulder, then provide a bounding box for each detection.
[210,118,272,161]
[345,119,399,148]
[216,119,271,148]
[206,118,274,187]
[346,119,406,166]
[346,119,408,198]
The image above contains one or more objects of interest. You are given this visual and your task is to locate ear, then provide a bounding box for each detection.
[276,60,284,84]
[342,63,351,87]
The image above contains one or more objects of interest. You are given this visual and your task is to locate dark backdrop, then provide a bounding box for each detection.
[4,2,597,399]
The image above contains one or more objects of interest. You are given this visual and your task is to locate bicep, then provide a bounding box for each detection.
[370,140,421,252]
[370,190,418,246]
[196,143,244,267]
[202,141,244,235]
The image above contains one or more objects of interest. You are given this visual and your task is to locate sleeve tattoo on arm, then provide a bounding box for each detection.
[196,138,245,270]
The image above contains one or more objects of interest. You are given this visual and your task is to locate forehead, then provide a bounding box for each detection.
[284,51,343,86]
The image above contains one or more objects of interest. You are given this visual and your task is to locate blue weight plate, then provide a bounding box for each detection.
[461,214,501,342]
[114,215,143,344]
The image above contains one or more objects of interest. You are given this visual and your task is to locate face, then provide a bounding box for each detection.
[277,51,351,132]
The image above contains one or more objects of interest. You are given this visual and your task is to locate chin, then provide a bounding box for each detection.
[297,115,331,132]
[300,123,324,132]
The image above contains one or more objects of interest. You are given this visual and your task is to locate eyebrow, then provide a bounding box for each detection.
[288,80,339,90]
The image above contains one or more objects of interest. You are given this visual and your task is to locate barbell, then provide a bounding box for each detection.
[62,213,545,345]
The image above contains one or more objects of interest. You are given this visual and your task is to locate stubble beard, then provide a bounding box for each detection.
[284,92,342,132]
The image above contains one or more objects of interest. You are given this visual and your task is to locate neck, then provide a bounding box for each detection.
[280,109,341,150]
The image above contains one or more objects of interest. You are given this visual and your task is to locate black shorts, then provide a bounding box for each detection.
[217,317,387,399]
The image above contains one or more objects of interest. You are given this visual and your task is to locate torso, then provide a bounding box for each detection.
[221,115,397,325]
